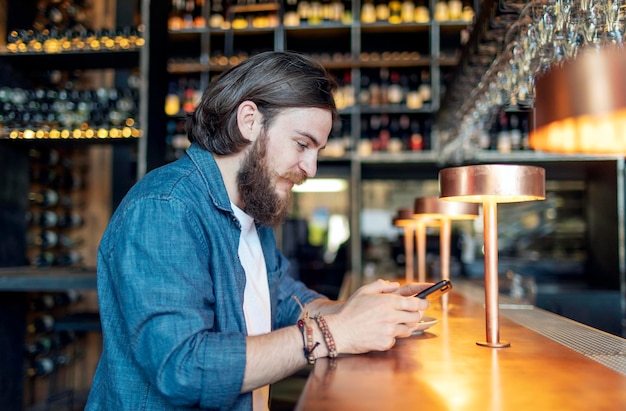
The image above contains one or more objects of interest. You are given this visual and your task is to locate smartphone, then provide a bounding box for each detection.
[415,279,452,301]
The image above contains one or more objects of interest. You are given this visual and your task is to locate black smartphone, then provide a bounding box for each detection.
[415,279,453,301]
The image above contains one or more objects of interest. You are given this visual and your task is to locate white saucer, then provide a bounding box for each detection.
[412,316,439,334]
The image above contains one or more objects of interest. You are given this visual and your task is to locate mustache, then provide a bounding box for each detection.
[282,171,307,185]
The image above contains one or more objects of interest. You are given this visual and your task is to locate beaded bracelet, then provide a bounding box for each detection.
[293,296,320,365]
[313,313,337,358]
[297,318,319,365]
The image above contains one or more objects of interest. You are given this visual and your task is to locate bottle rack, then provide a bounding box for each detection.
[0,2,147,408]
[27,147,88,268]
[163,0,476,161]
[22,289,95,408]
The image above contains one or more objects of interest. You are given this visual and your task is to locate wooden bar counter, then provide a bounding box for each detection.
[296,282,626,410]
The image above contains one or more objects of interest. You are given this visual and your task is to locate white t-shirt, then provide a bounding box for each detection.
[232,203,271,411]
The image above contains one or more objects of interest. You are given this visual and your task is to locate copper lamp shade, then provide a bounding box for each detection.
[414,197,479,310]
[392,208,415,227]
[530,46,626,154]
[439,164,545,348]
[439,164,545,203]
[414,197,479,219]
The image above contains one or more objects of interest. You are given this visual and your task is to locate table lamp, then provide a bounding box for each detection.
[393,208,417,283]
[413,216,430,284]
[439,164,545,347]
[414,197,479,310]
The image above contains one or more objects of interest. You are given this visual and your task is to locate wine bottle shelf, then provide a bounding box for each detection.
[4,27,145,54]
[167,53,438,74]
[1,126,142,141]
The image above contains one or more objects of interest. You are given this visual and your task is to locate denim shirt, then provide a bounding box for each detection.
[86,143,325,410]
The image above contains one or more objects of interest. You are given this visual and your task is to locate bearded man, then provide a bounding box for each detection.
[86,51,430,411]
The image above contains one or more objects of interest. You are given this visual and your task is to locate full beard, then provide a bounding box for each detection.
[237,133,306,227]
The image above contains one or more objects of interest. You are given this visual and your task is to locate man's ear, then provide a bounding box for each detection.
[237,100,261,141]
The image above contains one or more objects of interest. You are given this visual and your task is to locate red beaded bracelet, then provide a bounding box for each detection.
[313,313,337,358]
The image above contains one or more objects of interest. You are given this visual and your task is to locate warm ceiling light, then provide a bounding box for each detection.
[292,178,348,193]
[530,45,626,154]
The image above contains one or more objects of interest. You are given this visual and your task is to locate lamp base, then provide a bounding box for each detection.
[476,340,511,348]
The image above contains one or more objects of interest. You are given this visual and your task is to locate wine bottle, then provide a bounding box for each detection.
[33,252,56,268]
[461,0,475,22]
[284,0,301,26]
[164,81,181,116]
[32,168,58,186]
[387,116,402,153]
[27,314,55,334]
[53,290,81,306]
[182,0,196,29]
[358,117,373,156]
[422,117,432,150]
[169,0,184,30]
[28,230,59,249]
[342,70,355,108]
[388,0,402,24]
[387,70,404,104]
[509,113,522,151]
[29,294,56,312]
[209,0,225,28]
[342,0,353,23]
[28,189,59,207]
[38,210,59,229]
[308,0,323,25]
[418,70,431,103]
[368,70,382,106]
[369,114,382,151]
[55,250,83,266]
[232,10,249,29]
[399,114,411,150]
[59,234,84,248]
[359,72,372,105]
[375,0,390,22]
[409,118,423,151]
[24,336,53,358]
[330,0,344,22]
[378,113,390,151]
[406,72,423,109]
[341,117,353,152]
[361,0,376,23]
[496,110,511,153]
[521,115,531,150]
[448,0,462,20]
[401,0,415,23]
[434,0,449,21]
[56,330,76,347]
[194,0,207,28]
[26,357,55,378]
[379,67,390,105]
[298,0,311,21]
[58,211,84,228]
[414,0,429,22]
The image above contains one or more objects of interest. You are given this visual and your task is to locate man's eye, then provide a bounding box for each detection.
[296,142,307,150]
